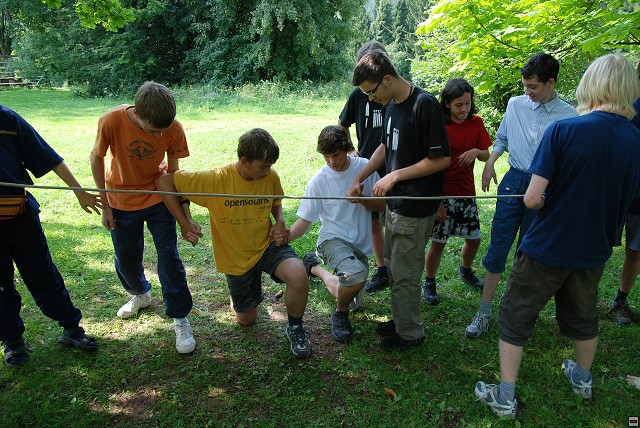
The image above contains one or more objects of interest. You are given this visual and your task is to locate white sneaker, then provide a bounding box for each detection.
[562,359,593,399]
[117,291,152,319]
[174,318,196,354]
[474,381,517,419]
[349,287,365,311]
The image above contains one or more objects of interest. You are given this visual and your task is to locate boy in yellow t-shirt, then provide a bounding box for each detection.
[156,128,312,359]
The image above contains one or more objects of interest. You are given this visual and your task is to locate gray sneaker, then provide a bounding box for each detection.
[117,291,152,318]
[285,324,311,358]
[562,359,592,399]
[608,300,633,325]
[465,311,492,338]
[474,381,517,419]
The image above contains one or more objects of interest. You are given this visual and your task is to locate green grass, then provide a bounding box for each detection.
[1,87,639,427]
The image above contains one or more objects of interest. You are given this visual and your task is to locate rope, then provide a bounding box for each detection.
[0,181,524,201]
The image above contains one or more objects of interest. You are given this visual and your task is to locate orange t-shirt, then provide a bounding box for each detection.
[93,105,189,210]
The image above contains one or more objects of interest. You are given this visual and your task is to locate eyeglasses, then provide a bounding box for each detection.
[361,77,384,96]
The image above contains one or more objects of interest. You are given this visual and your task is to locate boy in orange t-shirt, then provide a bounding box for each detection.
[90,81,197,354]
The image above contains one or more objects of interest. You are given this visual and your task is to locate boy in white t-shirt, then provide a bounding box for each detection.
[287,126,384,343]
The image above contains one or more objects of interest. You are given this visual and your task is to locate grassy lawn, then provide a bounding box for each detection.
[1,87,639,427]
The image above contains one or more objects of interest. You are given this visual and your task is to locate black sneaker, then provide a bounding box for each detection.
[422,282,439,305]
[375,319,396,337]
[3,337,30,366]
[609,300,633,325]
[380,330,426,352]
[302,253,319,278]
[460,269,484,290]
[364,270,389,292]
[285,324,311,358]
[57,326,99,351]
[330,310,353,343]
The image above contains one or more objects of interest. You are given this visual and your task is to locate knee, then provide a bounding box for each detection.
[235,308,258,326]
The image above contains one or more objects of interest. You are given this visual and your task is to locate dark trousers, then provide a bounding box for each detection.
[110,203,192,318]
[0,214,82,341]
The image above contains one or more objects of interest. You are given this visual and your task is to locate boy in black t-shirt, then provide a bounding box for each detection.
[347,46,451,351]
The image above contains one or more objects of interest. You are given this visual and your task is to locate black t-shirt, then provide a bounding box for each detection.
[383,87,450,217]
[339,89,386,177]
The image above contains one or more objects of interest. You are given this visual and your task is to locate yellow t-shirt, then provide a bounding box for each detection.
[174,165,284,275]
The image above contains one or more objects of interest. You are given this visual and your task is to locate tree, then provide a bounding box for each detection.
[414,0,640,127]
[0,0,133,55]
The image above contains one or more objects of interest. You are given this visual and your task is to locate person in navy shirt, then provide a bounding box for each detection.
[0,105,101,366]
[474,54,640,419]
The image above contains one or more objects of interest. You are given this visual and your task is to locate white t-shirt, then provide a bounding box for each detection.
[297,156,380,255]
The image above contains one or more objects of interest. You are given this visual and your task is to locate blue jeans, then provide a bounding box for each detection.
[110,203,192,318]
[482,168,538,273]
[0,214,82,341]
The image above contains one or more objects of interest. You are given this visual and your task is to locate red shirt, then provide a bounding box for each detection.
[443,115,492,196]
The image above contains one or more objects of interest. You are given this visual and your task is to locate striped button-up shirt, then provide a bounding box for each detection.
[493,93,578,172]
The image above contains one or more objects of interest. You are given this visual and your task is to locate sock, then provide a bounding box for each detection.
[571,363,592,384]
[479,302,492,315]
[498,380,516,403]
[174,317,188,325]
[378,266,388,277]
[614,290,629,304]
[288,315,303,327]
[336,309,348,317]
[460,265,472,275]
[425,276,436,285]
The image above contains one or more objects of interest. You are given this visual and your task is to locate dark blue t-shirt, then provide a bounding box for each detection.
[521,110,640,269]
[0,105,63,213]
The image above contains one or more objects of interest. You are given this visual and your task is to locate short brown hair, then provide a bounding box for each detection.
[351,48,398,87]
[316,126,353,155]
[237,128,280,163]
[134,81,176,129]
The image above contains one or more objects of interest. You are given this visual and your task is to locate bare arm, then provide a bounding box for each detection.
[156,173,202,245]
[89,150,116,229]
[347,143,385,197]
[481,150,502,192]
[523,174,549,210]
[52,161,101,214]
[288,218,312,242]
[458,148,490,166]
[372,156,451,197]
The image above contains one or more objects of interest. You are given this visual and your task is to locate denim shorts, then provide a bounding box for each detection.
[614,213,640,251]
[430,198,481,243]
[316,238,369,287]
[225,242,298,313]
[498,251,603,347]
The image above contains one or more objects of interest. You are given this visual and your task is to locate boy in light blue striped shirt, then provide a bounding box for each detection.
[464,53,578,340]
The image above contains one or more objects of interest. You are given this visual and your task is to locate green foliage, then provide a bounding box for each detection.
[10,0,365,93]
[414,0,640,130]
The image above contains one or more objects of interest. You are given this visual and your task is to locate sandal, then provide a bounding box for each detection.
[3,339,30,366]
[57,327,99,351]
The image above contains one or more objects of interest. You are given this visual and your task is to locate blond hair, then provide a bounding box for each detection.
[576,54,640,119]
